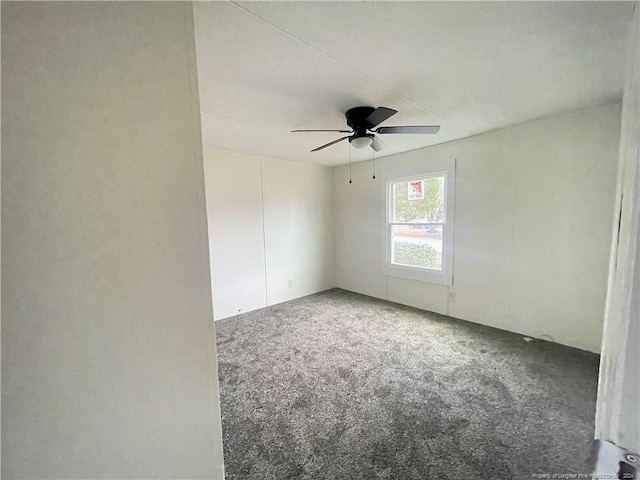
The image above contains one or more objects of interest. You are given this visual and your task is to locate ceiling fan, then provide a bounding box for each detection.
[292,106,440,152]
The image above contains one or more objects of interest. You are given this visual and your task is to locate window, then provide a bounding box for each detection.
[386,165,454,285]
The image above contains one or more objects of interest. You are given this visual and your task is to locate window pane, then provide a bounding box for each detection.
[392,224,443,270]
[392,176,445,223]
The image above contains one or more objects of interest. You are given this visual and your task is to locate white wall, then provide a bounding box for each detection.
[596,3,640,454]
[1,3,224,479]
[335,103,621,353]
[204,150,268,319]
[204,149,335,320]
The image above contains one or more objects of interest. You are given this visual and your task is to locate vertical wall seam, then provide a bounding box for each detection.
[260,159,270,306]
[506,140,517,335]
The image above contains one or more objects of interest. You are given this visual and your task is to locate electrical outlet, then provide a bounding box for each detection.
[288,279,294,288]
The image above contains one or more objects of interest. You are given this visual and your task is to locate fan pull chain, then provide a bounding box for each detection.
[372,150,376,179]
[349,146,352,184]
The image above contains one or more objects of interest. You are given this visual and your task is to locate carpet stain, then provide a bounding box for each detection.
[216,289,599,479]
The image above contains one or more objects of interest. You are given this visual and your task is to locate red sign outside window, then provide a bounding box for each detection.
[408,180,424,200]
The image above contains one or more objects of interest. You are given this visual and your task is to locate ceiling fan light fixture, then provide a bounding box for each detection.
[350,135,373,149]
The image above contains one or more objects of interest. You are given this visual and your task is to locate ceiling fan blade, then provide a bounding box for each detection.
[292,129,351,133]
[375,125,441,135]
[364,107,398,129]
[310,135,351,152]
[371,135,387,152]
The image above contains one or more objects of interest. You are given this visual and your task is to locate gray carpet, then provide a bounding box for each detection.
[215,288,599,480]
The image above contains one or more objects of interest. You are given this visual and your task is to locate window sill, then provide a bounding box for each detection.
[385,263,452,286]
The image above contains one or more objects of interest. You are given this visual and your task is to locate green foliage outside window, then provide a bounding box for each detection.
[393,241,439,269]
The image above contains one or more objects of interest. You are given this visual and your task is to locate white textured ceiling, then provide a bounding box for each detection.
[193,1,632,167]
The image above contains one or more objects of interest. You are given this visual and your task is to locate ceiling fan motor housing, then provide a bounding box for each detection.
[345,106,377,134]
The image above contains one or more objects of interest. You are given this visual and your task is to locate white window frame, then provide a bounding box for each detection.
[384,162,455,286]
